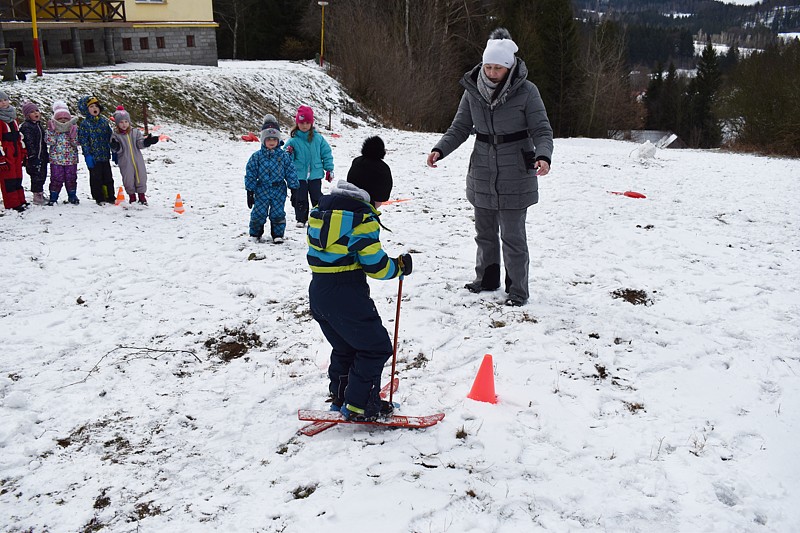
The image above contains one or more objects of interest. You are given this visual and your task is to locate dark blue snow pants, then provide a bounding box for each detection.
[309,270,393,415]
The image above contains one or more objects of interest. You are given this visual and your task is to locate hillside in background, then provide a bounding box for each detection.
[10,61,379,138]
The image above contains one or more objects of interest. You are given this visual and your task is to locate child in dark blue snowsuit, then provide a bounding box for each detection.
[244,114,299,243]
[306,136,412,422]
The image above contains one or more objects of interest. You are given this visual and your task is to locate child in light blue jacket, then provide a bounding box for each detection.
[284,105,334,228]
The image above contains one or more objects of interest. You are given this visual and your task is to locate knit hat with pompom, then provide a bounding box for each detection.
[52,100,72,121]
[346,136,393,204]
[113,105,131,124]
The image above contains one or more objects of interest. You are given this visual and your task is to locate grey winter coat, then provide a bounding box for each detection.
[433,59,553,210]
[111,128,149,193]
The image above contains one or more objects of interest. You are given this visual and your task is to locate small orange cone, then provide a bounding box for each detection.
[173,193,185,214]
[114,187,125,206]
[467,354,497,404]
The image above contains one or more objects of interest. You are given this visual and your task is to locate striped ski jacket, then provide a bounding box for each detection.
[307,181,402,279]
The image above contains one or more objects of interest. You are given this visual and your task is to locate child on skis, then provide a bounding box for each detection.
[77,95,115,205]
[0,90,28,212]
[20,101,49,206]
[285,105,334,227]
[45,101,80,205]
[109,106,158,205]
[307,136,412,421]
[245,114,299,243]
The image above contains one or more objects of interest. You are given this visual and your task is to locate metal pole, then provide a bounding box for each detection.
[318,1,328,67]
[29,0,43,76]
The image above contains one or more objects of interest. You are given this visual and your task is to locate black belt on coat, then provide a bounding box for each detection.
[475,130,530,145]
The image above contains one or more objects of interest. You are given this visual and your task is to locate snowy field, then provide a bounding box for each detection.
[1,62,799,532]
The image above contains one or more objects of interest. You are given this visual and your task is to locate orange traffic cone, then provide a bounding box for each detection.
[467,354,497,404]
[173,193,185,214]
[114,187,125,205]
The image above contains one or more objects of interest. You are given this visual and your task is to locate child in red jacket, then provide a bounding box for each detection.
[0,90,28,212]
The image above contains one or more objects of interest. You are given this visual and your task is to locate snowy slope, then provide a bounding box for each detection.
[1,61,799,533]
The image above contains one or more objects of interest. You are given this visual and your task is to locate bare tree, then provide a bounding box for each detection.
[577,21,639,137]
[322,0,490,130]
[214,0,257,59]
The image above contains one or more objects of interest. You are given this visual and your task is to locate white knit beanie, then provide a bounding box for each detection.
[482,28,518,68]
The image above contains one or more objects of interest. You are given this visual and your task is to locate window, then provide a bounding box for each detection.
[156,37,165,49]
[139,37,149,50]
[186,35,195,48]
[84,39,95,54]
[60,40,72,55]
[122,38,132,51]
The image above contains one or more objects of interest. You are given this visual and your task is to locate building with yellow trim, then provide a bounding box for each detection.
[0,0,218,69]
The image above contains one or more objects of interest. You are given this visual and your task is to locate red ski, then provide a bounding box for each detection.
[297,410,444,429]
[297,378,399,437]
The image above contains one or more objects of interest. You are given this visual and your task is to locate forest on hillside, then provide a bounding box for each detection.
[213,0,800,156]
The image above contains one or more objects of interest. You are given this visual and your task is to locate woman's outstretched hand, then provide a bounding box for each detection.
[426,151,440,168]
[535,160,550,176]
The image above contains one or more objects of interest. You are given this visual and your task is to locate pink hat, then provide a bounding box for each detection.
[295,105,314,125]
[52,100,71,121]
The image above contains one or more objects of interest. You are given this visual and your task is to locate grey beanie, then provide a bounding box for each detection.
[113,105,131,124]
[259,114,281,144]
[0,90,9,101]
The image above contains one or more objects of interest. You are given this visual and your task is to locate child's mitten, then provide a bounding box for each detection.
[397,253,413,276]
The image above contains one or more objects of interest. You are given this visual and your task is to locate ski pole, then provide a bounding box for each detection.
[389,275,403,405]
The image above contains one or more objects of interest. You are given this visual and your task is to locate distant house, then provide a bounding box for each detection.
[0,0,217,69]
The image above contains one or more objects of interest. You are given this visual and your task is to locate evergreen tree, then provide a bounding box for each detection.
[691,41,723,147]
[644,63,664,129]
[662,62,684,134]
[718,40,800,156]
[497,0,581,136]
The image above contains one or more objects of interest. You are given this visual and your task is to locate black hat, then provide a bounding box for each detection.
[347,136,392,203]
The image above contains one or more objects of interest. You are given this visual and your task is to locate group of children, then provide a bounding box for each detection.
[4,92,409,422]
[245,104,413,422]
[0,91,158,212]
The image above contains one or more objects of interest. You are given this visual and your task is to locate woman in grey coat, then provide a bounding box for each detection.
[426,28,553,306]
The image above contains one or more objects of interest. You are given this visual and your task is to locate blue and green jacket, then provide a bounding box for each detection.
[284,128,334,181]
[307,181,402,279]
[77,96,112,162]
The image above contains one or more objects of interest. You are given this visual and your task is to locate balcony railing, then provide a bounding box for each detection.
[0,1,126,23]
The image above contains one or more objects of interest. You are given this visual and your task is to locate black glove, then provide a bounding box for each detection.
[110,138,121,151]
[143,133,159,147]
[247,190,254,209]
[290,188,297,208]
[397,253,413,276]
[522,150,537,170]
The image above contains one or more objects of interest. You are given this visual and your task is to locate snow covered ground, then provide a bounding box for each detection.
[1,62,799,532]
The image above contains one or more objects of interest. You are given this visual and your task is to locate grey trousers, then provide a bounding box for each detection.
[472,206,530,301]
